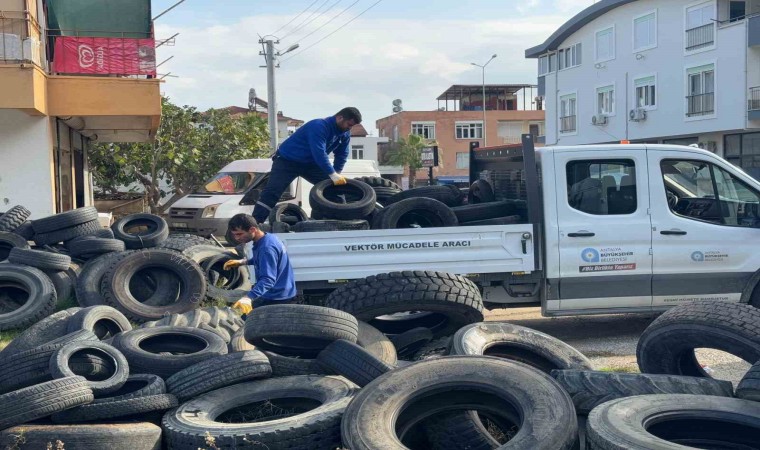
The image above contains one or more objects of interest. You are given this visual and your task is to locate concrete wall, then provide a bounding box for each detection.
[539,0,749,146]
[0,109,55,218]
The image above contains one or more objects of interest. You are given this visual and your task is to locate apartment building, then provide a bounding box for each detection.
[526,0,760,179]
[376,85,544,186]
[0,0,161,217]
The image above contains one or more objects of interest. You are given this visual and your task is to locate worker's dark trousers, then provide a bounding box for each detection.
[252,297,299,308]
[252,153,329,223]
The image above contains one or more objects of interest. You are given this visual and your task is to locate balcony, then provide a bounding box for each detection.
[685,24,715,51]
[686,93,715,117]
[560,115,576,133]
[749,87,760,121]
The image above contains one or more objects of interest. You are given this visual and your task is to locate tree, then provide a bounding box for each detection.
[88,96,270,213]
[386,133,435,188]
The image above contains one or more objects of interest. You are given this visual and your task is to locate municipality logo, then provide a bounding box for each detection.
[581,248,600,263]
[691,251,705,262]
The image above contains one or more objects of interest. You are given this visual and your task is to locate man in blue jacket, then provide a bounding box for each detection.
[252,107,362,223]
[223,213,296,315]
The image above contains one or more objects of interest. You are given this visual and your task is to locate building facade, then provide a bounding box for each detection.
[346,124,399,179]
[0,0,161,218]
[526,0,760,179]
[376,85,545,185]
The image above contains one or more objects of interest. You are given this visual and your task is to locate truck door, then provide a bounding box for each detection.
[553,150,653,312]
[647,149,760,307]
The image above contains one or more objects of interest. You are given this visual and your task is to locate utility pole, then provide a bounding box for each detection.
[471,54,497,147]
[259,38,300,154]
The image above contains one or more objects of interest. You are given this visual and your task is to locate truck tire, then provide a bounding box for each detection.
[342,357,577,450]
[12,221,35,240]
[229,328,256,352]
[0,231,29,262]
[452,200,527,223]
[586,395,760,449]
[317,339,393,387]
[44,269,73,304]
[450,322,593,373]
[66,306,132,340]
[0,377,93,430]
[637,301,760,377]
[467,180,495,204]
[111,326,228,378]
[737,360,760,402]
[49,341,129,396]
[357,321,397,365]
[411,335,452,361]
[0,205,31,233]
[111,213,169,249]
[376,198,458,229]
[75,251,131,308]
[385,185,466,207]
[183,245,250,303]
[33,220,102,246]
[100,249,206,322]
[8,247,71,271]
[356,176,401,190]
[264,351,327,376]
[52,393,178,424]
[32,207,98,234]
[325,271,483,338]
[0,422,162,450]
[243,304,359,357]
[166,350,272,401]
[390,327,433,360]
[268,203,310,225]
[309,179,377,220]
[0,308,81,358]
[162,376,355,450]
[0,264,57,331]
[65,228,115,247]
[552,370,734,415]
[292,219,369,232]
[92,373,166,402]
[460,215,522,226]
[157,233,214,252]
[68,238,125,259]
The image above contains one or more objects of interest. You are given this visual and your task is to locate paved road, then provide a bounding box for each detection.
[484,306,751,385]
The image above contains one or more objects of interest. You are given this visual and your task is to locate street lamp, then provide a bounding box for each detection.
[471,54,497,147]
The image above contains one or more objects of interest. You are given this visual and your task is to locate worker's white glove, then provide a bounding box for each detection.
[329,173,347,186]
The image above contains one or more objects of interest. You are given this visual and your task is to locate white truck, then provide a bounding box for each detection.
[281,135,760,316]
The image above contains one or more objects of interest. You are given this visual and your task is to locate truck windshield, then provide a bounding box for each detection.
[196,172,266,195]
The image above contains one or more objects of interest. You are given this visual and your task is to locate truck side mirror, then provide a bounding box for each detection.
[240,189,261,206]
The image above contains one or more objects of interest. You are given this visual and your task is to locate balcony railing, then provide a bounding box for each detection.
[560,115,577,133]
[749,87,760,111]
[686,92,715,117]
[500,136,522,145]
[685,24,715,51]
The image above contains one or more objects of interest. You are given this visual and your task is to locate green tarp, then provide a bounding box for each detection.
[46,0,151,38]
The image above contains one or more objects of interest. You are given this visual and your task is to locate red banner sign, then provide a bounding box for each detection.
[53,36,156,76]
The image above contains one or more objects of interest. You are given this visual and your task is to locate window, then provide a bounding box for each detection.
[456,152,469,169]
[730,1,746,21]
[456,122,483,139]
[411,122,436,139]
[724,132,760,181]
[498,121,523,144]
[634,12,657,51]
[567,159,637,215]
[560,94,577,133]
[539,53,559,75]
[558,43,582,70]
[595,27,615,62]
[351,145,364,160]
[529,122,543,138]
[634,76,656,109]
[597,85,615,115]
[661,159,760,227]
[686,64,715,117]
[686,2,715,51]
[392,125,399,142]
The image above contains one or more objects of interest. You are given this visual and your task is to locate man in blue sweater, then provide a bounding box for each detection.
[252,107,363,223]
[223,214,296,315]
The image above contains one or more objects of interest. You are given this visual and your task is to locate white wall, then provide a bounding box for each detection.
[0,110,55,218]
[541,0,748,146]
[348,136,389,162]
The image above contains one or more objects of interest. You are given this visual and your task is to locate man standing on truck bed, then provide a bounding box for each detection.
[224,213,297,315]
[251,107,363,223]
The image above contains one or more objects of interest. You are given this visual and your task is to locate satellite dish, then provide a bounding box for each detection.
[392,99,402,106]
[393,106,402,113]
[248,88,257,111]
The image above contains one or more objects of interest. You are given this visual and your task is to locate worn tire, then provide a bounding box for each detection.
[268,203,310,225]
[92,373,166,402]
[0,205,31,233]
[586,394,760,449]
[229,328,256,352]
[183,245,250,303]
[325,271,483,338]
[390,327,433,360]
[637,301,760,377]
[156,233,214,252]
[101,249,206,322]
[341,356,577,450]
[0,377,93,430]
[737,360,760,402]
[386,185,465,207]
[317,339,393,387]
[111,326,227,378]
[66,305,132,340]
[74,251,131,307]
[0,231,29,262]
[163,375,356,450]
[451,322,593,373]
[0,308,81,357]
[377,197,458,229]
[452,200,527,223]
[357,321,397,365]
[52,393,177,424]
[0,422,162,450]
[8,247,71,271]
[45,269,74,304]
[49,341,129,396]
[32,207,98,234]
[467,179,496,204]
[65,228,115,247]
[552,370,734,415]
[244,304,359,357]
[292,219,369,232]
[412,336,452,361]
[34,220,102,246]
[166,350,272,401]
[111,213,169,249]
[0,264,57,331]
[68,238,125,259]
[12,221,35,240]
[264,351,326,377]
[309,179,377,220]
[356,176,401,190]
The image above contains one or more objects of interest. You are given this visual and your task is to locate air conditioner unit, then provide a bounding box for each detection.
[629,108,647,122]
[591,114,608,126]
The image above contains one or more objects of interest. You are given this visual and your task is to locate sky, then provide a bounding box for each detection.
[151,0,595,133]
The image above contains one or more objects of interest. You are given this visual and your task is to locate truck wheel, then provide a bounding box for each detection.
[0,205,31,233]
[737,360,760,401]
[637,302,760,377]
[385,185,465,207]
[309,179,377,220]
[452,200,527,223]
[376,198,458,229]
[112,213,169,249]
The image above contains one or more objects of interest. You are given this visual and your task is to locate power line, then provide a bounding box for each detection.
[288,0,359,45]
[281,0,344,45]
[282,0,384,63]
[280,0,331,40]
[270,0,322,36]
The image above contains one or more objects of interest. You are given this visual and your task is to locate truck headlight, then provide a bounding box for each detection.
[201,204,221,218]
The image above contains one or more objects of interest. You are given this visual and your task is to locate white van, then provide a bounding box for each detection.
[166,158,381,241]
